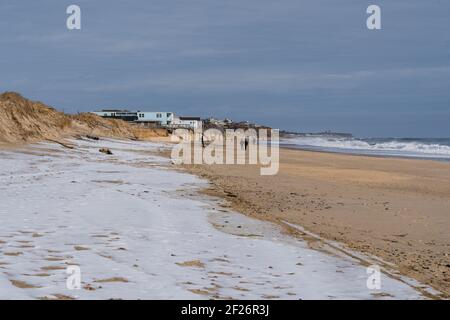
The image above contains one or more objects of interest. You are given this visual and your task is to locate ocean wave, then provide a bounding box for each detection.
[281,136,450,157]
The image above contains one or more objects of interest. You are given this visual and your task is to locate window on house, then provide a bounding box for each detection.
[167,113,171,118]
[157,113,162,118]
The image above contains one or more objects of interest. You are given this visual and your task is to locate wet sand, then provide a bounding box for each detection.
[184,148,450,298]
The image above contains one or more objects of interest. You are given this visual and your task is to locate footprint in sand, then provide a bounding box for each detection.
[4,251,23,256]
[39,294,75,300]
[176,260,205,268]
[41,265,66,271]
[45,256,70,262]
[94,277,129,283]
[23,273,51,277]
[10,279,41,289]
[74,245,90,251]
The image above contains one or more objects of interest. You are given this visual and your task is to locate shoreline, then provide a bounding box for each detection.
[183,146,450,298]
[280,144,450,163]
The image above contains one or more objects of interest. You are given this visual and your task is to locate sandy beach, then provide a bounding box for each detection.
[185,147,450,298]
[0,139,434,299]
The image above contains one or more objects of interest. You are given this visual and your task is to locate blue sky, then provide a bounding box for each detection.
[1,1,449,137]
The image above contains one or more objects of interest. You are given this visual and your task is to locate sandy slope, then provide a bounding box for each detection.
[0,139,430,299]
[0,92,166,144]
[185,148,450,298]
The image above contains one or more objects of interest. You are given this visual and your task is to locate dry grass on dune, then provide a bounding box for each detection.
[0,92,167,144]
[0,92,70,143]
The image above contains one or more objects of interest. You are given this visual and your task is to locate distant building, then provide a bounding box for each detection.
[93,110,139,122]
[91,110,202,129]
[173,116,202,129]
[205,117,226,126]
[136,111,175,126]
[91,110,174,126]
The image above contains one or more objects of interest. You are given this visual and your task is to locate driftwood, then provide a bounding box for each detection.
[99,148,113,155]
[46,139,75,149]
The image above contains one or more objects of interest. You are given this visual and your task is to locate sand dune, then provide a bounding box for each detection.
[0,92,166,144]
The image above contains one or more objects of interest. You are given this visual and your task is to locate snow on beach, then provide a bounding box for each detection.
[0,139,428,299]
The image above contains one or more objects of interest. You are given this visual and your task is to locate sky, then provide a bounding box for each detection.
[0,0,449,137]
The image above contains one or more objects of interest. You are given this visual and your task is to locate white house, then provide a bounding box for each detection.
[91,110,138,122]
[136,111,174,126]
[172,116,202,129]
[91,110,175,126]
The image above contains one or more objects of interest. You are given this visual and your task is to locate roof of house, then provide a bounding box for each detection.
[179,116,201,121]
[99,109,131,112]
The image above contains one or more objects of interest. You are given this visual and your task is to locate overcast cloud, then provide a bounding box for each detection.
[1,0,449,137]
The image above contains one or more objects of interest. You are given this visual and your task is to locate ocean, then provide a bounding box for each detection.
[280,134,450,161]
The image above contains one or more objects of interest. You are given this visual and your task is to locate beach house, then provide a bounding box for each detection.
[91,110,174,126]
[172,116,202,129]
[136,112,175,126]
[91,110,202,129]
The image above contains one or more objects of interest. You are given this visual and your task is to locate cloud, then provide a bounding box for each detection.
[73,66,450,96]
[0,0,449,136]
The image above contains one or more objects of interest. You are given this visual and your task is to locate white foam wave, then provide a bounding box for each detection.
[282,137,450,157]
